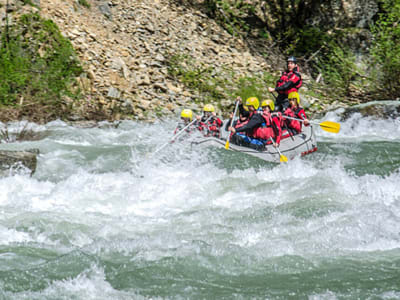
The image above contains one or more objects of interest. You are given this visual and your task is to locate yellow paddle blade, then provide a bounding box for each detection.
[225,140,230,150]
[319,121,340,133]
[280,154,288,163]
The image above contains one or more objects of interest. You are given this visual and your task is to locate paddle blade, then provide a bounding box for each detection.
[225,140,230,150]
[279,154,288,163]
[319,121,340,133]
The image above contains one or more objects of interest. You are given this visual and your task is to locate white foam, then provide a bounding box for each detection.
[318,110,400,142]
[5,266,145,300]
[0,118,399,272]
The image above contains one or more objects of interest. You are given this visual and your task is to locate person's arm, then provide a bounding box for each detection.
[272,117,282,145]
[215,117,223,127]
[275,80,293,92]
[235,114,263,133]
[275,72,301,92]
[194,120,205,131]
[297,108,307,120]
[297,108,309,126]
[225,118,232,131]
[225,111,236,131]
[283,108,294,117]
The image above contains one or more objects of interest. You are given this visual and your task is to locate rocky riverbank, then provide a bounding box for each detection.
[40,0,276,121]
[0,0,331,122]
[1,0,391,123]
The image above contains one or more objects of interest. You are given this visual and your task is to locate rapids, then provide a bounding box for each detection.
[0,111,399,299]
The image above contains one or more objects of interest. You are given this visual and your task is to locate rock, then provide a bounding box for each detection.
[107,87,121,99]
[98,2,112,20]
[166,82,182,94]
[153,82,168,92]
[0,149,38,176]
[138,100,151,110]
[138,74,151,86]
[340,100,400,120]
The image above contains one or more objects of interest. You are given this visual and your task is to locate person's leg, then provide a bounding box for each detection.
[233,133,251,147]
[275,94,289,112]
[249,138,266,150]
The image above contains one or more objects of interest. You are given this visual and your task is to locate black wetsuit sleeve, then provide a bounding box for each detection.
[275,81,293,92]
[235,114,263,133]
[238,104,246,116]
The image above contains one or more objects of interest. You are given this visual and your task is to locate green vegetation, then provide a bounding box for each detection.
[166,52,276,110]
[197,0,398,101]
[371,0,400,98]
[166,53,228,102]
[0,12,83,120]
[78,0,91,9]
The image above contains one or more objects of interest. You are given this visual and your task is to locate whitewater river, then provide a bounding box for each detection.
[0,110,399,299]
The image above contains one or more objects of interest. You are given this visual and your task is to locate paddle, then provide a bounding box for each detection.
[149,118,197,157]
[269,137,288,163]
[225,100,240,150]
[284,116,340,133]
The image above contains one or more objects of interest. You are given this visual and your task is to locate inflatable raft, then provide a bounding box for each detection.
[192,122,318,163]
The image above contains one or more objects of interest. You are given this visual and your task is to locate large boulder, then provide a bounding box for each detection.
[0,149,38,176]
[340,100,400,120]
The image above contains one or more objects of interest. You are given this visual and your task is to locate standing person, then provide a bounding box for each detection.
[268,56,302,112]
[196,104,223,137]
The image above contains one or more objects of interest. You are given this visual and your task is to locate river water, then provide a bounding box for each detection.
[0,110,399,299]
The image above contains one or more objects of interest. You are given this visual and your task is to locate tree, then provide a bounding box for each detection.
[371,0,400,98]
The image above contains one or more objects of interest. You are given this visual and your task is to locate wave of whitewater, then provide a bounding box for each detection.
[0,111,399,299]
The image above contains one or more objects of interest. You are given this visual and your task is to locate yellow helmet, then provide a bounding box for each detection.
[261,99,275,111]
[288,92,300,105]
[180,109,193,120]
[245,97,259,110]
[203,104,215,112]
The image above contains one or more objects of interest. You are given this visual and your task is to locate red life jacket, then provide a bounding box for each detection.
[235,118,249,129]
[198,117,222,137]
[294,106,308,130]
[252,112,282,144]
[283,108,301,133]
[276,66,302,95]
[229,117,249,138]
[294,107,307,120]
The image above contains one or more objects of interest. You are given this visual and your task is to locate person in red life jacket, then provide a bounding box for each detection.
[174,109,195,134]
[195,104,223,137]
[283,91,309,134]
[253,99,282,147]
[268,56,302,112]
[224,109,250,132]
[282,100,300,135]
[228,97,267,149]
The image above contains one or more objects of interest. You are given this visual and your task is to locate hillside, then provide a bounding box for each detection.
[37,0,280,121]
[2,0,395,122]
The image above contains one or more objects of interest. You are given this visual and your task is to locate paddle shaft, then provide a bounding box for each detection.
[269,137,288,162]
[151,114,217,157]
[284,115,310,123]
[151,118,197,157]
[225,101,240,148]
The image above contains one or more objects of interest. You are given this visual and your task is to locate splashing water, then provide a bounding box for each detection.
[0,113,399,299]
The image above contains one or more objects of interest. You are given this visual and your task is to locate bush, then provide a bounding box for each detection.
[166,51,276,111]
[0,13,83,117]
[370,0,400,98]
[78,0,91,9]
